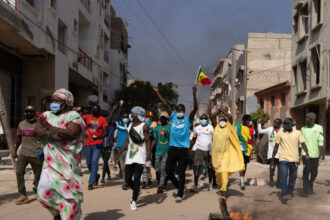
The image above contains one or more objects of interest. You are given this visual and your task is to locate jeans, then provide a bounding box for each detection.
[302,157,319,194]
[155,154,168,186]
[279,161,298,196]
[101,147,112,180]
[166,146,189,198]
[84,144,102,185]
[125,163,144,202]
[16,155,43,196]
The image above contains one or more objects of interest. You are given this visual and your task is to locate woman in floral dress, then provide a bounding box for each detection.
[36,89,86,220]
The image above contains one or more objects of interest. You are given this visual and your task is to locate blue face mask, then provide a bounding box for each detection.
[50,103,61,114]
[248,121,252,126]
[177,112,184,119]
[200,119,208,126]
[123,118,129,124]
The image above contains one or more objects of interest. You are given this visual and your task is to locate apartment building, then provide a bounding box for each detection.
[0,0,127,127]
[291,0,329,152]
[246,33,292,113]
[210,44,246,122]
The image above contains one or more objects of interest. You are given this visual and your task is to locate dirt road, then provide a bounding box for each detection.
[0,157,330,220]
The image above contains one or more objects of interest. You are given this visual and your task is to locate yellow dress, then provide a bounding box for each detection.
[212,122,245,191]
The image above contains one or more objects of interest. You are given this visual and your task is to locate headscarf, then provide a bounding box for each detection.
[283,118,294,132]
[305,112,316,127]
[131,106,146,122]
[53,88,74,106]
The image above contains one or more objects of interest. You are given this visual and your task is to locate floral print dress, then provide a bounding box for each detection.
[37,111,86,220]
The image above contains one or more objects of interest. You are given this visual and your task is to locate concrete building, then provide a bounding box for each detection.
[291,0,330,152]
[246,33,292,113]
[0,0,128,127]
[255,81,291,122]
[210,44,246,122]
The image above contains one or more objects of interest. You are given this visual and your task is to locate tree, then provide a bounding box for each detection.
[251,109,270,127]
[112,81,179,117]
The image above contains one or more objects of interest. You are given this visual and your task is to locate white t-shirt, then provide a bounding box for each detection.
[257,124,280,159]
[193,124,214,151]
[125,123,147,165]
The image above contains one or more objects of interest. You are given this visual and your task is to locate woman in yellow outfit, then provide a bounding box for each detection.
[209,101,245,217]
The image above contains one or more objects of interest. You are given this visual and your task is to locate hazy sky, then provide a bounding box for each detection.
[112,0,292,109]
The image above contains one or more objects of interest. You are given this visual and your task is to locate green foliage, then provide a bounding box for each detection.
[251,109,270,125]
[112,81,178,118]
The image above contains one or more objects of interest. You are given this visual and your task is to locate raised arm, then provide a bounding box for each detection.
[108,104,118,126]
[152,86,173,115]
[257,116,269,134]
[189,86,198,121]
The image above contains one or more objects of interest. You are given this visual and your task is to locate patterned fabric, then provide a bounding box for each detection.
[270,128,279,142]
[53,88,74,106]
[235,123,253,156]
[37,111,86,220]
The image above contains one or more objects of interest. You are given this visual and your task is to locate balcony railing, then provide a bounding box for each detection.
[78,48,93,72]
[80,0,90,13]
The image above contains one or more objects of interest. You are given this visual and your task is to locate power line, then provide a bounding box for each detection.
[248,61,294,76]
[120,0,192,77]
[4,1,122,78]
[136,0,194,75]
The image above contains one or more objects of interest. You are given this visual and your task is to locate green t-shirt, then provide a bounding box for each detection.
[301,124,324,158]
[153,124,171,156]
[17,120,41,158]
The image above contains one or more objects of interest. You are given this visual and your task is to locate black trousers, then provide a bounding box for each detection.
[166,146,188,198]
[101,147,112,179]
[125,163,144,202]
[302,157,319,194]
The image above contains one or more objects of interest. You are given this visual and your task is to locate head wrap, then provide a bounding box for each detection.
[283,118,294,132]
[131,106,146,122]
[53,88,74,106]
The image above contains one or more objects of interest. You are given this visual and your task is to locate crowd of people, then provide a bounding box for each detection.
[10,87,325,219]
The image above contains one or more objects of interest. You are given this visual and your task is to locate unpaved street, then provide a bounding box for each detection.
[1,157,330,220]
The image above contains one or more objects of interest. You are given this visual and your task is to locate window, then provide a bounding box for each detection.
[312,0,323,29]
[293,13,298,34]
[260,99,264,109]
[281,93,286,106]
[293,66,298,86]
[26,0,35,7]
[58,20,67,54]
[73,19,78,32]
[300,60,307,91]
[271,96,275,106]
[310,44,321,86]
[298,4,309,40]
[51,0,56,10]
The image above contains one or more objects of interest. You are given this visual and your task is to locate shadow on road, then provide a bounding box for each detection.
[0,191,36,203]
[85,209,125,220]
[137,193,167,208]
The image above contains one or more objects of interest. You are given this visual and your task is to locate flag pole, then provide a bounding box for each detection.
[194,65,201,85]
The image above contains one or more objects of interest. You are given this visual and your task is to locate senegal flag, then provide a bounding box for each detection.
[196,66,212,86]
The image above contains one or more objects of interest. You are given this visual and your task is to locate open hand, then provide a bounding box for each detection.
[119,100,124,107]
[152,86,159,93]
[257,116,263,124]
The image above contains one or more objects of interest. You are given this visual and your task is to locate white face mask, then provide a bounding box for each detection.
[220,121,226,128]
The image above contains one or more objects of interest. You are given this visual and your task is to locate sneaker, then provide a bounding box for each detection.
[208,184,213,191]
[101,179,105,184]
[175,196,183,203]
[173,188,178,197]
[130,200,137,211]
[239,182,245,191]
[157,186,164,194]
[269,180,275,187]
[122,184,129,190]
[94,173,100,186]
[190,185,199,193]
[14,195,29,204]
[113,166,118,171]
[288,194,294,200]
[88,184,94,190]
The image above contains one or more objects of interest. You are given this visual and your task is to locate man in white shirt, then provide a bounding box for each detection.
[190,114,214,192]
[258,118,282,187]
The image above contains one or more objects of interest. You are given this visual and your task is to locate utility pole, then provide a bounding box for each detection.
[0,87,16,168]
[231,45,240,123]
